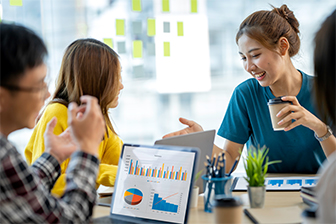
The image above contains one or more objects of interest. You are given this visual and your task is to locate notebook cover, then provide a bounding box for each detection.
[244,206,302,224]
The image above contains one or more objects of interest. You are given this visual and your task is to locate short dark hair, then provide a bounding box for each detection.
[0,23,48,85]
[314,9,336,123]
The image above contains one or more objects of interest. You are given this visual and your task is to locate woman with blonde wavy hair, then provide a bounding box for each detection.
[25,38,124,196]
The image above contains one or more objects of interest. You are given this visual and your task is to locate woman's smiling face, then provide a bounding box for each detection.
[238,34,284,87]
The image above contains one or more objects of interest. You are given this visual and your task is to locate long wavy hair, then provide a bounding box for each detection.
[51,38,120,135]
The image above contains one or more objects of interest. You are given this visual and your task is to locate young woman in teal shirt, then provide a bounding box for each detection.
[164,5,336,174]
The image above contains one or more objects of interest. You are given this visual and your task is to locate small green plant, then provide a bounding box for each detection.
[194,169,204,187]
[243,145,281,187]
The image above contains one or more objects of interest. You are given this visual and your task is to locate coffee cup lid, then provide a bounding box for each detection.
[267,96,287,105]
[212,195,242,207]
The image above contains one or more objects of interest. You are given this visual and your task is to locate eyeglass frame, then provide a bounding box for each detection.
[1,83,49,99]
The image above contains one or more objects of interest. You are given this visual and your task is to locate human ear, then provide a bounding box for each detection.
[278,37,289,56]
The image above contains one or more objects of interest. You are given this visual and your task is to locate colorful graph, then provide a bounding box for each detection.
[152,192,179,213]
[124,188,143,205]
[128,159,187,181]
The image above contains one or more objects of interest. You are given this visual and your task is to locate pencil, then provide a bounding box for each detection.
[223,154,226,177]
[228,156,239,176]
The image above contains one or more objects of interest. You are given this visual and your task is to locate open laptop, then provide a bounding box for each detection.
[93,143,199,224]
[154,130,215,192]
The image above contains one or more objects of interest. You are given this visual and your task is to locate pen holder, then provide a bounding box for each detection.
[201,175,233,213]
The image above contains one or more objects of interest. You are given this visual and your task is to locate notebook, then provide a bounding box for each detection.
[93,143,199,224]
[154,130,215,192]
[244,206,302,224]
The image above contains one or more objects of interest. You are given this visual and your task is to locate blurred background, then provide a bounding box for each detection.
[2,0,336,175]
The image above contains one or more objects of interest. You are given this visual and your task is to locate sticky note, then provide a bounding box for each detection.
[162,0,170,12]
[191,0,197,13]
[133,40,143,58]
[133,21,142,34]
[132,0,141,11]
[147,42,155,56]
[10,0,23,6]
[117,41,126,54]
[116,19,125,36]
[133,65,144,78]
[177,22,183,36]
[147,18,156,36]
[103,38,113,49]
[163,22,170,33]
[164,42,170,57]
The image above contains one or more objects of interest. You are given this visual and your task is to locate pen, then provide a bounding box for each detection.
[227,156,239,176]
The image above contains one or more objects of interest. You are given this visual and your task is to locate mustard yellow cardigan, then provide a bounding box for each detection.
[25,103,123,197]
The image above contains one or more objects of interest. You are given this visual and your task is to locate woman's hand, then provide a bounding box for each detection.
[162,117,204,138]
[277,96,328,136]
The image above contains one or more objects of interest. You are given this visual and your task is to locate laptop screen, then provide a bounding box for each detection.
[111,144,198,224]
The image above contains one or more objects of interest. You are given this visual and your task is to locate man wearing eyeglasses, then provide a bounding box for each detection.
[0,23,105,223]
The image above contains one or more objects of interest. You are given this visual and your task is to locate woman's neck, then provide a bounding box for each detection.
[269,62,302,97]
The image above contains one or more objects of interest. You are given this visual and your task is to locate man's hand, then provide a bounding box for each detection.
[162,117,203,138]
[44,117,79,164]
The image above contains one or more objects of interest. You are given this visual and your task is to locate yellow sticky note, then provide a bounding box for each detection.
[147,18,156,36]
[116,19,125,36]
[132,0,141,11]
[133,40,143,58]
[177,22,183,36]
[103,38,113,49]
[10,0,23,6]
[164,42,170,57]
[191,0,197,13]
[162,0,170,12]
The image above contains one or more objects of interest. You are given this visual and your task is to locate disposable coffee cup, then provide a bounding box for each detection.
[213,195,242,224]
[268,97,292,131]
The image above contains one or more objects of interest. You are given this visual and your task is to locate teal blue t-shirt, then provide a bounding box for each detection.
[218,70,326,173]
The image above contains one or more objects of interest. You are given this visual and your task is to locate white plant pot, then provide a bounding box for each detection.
[247,185,266,208]
[190,186,199,208]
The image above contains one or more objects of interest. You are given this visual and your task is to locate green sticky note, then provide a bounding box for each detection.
[116,19,125,36]
[177,22,184,36]
[133,40,143,58]
[164,42,170,57]
[10,0,23,6]
[162,0,170,12]
[191,0,197,13]
[103,38,113,49]
[132,0,141,11]
[147,18,156,36]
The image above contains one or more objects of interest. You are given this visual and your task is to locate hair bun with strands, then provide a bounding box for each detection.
[272,4,300,34]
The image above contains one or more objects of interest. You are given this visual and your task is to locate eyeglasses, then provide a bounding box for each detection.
[1,83,49,99]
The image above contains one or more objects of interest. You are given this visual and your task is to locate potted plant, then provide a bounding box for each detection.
[190,169,204,207]
[243,145,281,208]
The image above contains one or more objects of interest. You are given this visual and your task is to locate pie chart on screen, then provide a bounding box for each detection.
[124,188,143,205]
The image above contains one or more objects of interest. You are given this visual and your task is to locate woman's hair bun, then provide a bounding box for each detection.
[272,4,300,34]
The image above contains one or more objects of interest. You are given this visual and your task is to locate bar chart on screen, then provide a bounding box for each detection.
[124,154,189,181]
[149,189,182,214]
